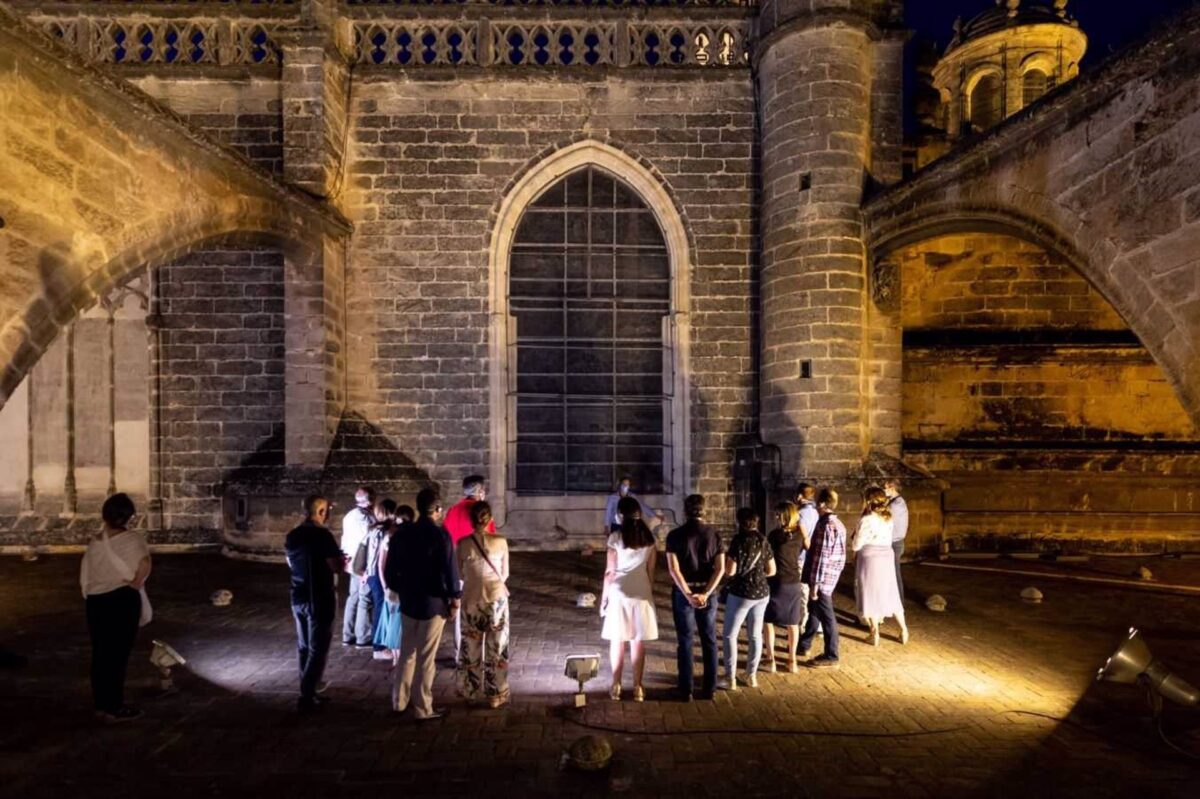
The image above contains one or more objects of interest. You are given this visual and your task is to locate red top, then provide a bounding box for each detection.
[444,497,496,545]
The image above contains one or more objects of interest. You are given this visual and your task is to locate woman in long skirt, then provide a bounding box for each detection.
[853,487,909,646]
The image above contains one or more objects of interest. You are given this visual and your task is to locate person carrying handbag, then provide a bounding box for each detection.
[454,502,511,708]
[721,508,777,691]
[79,493,152,723]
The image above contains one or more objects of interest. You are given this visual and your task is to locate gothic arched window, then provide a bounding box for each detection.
[508,166,671,495]
[969,72,1003,131]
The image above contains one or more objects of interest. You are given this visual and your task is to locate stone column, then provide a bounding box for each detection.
[22,371,35,512]
[279,0,350,468]
[756,0,882,479]
[62,323,77,515]
[866,29,906,459]
[284,235,345,468]
[278,0,350,200]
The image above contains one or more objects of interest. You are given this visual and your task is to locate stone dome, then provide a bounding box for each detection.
[947,1,1077,54]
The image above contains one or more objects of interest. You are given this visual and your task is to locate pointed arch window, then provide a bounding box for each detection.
[508,166,671,495]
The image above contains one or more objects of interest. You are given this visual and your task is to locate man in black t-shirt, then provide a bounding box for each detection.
[285,495,346,712]
[664,494,726,701]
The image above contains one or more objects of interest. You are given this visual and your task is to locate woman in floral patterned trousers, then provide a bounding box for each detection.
[455,502,511,708]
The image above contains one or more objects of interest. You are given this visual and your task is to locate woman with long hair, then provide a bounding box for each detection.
[764,501,807,673]
[854,486,909,646]
[721,508,777,690]
[600,495,658,702]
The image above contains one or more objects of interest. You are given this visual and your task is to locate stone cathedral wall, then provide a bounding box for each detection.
[344,74,759,531]
[3,1,1200,554]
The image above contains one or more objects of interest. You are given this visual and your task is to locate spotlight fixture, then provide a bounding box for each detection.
[1097,627,1198,707]
[564,653,601,707]
[150,640,187,692]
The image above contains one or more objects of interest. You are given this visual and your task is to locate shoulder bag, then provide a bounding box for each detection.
[719,536,763,602]
[468,534,510,599]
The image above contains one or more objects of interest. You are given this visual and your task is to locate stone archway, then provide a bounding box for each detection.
[865,12,1200,424]
[871,224,1200,550]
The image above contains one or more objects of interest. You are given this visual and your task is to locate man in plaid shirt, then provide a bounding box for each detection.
[798,487,846,667]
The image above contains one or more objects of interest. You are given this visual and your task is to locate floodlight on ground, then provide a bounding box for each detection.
[150,640,186,692]
[565,653,600,707]
[1097,627,1198,707]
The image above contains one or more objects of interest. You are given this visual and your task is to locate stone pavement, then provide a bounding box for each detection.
[1,552,1199,798]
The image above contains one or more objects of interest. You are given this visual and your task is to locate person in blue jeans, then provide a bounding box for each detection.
[799,488,847,668]
[665,494,726,702]
[721,508,777,691]
[367,499,397,660]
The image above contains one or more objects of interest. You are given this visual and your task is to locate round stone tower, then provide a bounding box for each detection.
[756,0,899,480]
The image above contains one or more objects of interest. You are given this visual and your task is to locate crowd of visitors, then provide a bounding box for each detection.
[80,475,912,721]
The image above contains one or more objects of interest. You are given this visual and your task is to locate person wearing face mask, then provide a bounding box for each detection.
[285,495,346,713]
[602,476,664,536]
[443,475,495,660]
[341,486,377,648]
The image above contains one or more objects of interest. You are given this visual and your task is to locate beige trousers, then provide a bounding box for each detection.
[393,612,447,717]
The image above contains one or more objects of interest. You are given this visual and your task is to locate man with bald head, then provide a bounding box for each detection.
[286,495,346,713]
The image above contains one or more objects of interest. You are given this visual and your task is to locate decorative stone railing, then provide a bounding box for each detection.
[346,0,755,6]
[351,18,750,67]
[28,14,286,65]
[20,3,754,69]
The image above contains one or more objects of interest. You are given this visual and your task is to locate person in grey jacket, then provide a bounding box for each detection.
[884,479,909,602]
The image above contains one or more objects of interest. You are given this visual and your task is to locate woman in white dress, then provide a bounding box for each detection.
[853,486,910,646]
[601,496,658,702]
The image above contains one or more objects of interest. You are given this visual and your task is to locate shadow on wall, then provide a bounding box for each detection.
[220,411,433,556]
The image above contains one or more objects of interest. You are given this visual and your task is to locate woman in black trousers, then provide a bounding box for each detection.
[80,493,151,722]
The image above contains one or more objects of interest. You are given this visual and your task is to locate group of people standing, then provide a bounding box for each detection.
[598,479,911,701]
[75,475,910,723]
[285,476,510,717]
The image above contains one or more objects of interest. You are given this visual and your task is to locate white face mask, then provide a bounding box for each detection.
[355,494,370,508]
[619,485,630,497]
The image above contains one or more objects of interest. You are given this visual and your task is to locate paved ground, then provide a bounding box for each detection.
[1,552,1199,798]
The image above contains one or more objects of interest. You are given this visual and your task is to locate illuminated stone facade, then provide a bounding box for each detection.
[1,0,1198,554]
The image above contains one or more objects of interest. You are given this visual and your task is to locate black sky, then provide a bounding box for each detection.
[905,0,1199,64]
[900,1,1198,131]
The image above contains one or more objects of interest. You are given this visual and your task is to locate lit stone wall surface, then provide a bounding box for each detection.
[2,0,1199,553]
[344,74,758,534]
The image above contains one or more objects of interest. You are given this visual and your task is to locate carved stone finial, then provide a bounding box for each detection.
[1006,0,1021,18]
[1055,0,1069,18]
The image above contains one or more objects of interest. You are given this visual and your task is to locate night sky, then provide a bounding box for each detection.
[901,0,1198,130]
[905,0,1199,64]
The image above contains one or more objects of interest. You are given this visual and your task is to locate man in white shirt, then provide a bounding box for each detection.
[884,478,909,603]
[341,486,376,647]
[601,477,664,536]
